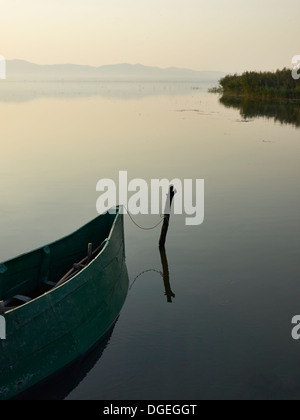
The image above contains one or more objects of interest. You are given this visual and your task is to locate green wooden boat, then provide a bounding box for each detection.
[0,207,129,400]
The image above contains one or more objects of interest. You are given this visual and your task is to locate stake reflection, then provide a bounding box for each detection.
[159,246,175,303]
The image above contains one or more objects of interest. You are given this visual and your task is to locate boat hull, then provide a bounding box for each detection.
[0,210,128,400]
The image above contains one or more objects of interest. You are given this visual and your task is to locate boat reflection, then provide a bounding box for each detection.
[219,95,300,128]
[14,319,118,400]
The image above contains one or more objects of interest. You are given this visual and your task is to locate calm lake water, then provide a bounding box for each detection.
[1,81,300,400]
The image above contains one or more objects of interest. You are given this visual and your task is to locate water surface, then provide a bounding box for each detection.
[1,81,300,400]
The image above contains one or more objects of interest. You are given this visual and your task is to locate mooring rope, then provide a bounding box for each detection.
[123,205,165,231]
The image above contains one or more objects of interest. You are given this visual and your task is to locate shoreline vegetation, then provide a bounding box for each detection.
[209,68,300,101]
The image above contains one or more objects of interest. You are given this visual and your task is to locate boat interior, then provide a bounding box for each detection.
[0,212,117,314]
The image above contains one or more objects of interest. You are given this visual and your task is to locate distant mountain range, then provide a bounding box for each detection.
[6,60,226,82]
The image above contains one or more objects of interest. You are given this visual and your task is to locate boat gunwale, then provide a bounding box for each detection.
[3,206,123,315]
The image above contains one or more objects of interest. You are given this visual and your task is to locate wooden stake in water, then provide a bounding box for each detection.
[159,185,176,248]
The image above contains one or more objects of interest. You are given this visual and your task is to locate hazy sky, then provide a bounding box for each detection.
[1,0,299,72]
